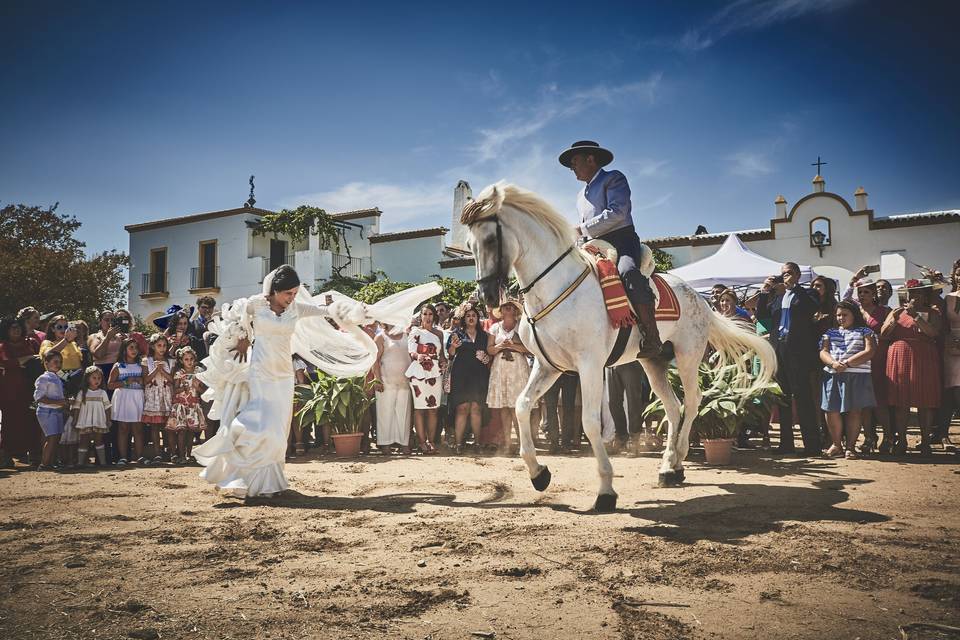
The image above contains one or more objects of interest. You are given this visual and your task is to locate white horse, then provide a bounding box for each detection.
[462,182,777,511]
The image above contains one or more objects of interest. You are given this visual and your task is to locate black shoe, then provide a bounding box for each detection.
[774,446,797,455]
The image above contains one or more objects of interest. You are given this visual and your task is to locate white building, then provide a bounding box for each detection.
[126,182,477,324]
[648,175,959,286]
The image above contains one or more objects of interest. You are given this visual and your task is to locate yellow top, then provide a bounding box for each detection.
[39,340,84,371]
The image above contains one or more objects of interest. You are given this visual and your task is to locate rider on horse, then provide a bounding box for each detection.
[560,140,665,359]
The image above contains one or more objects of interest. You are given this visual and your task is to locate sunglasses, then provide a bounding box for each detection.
[54,324,68,330]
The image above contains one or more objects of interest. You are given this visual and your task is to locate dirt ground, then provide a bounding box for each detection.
[2,434,959,640]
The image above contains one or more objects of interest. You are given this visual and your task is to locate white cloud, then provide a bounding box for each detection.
[634,192,673,212]
[635,159,670,178]
[670,0,860,52]
[727,151,775,177]
[474,73,663,161]
[282,182,450,227]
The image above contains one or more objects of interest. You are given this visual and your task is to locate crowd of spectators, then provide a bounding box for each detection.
[2,256,958,470]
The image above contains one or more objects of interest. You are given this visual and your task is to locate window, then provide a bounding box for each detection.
[809,217,832,249]
[269,239,288,272]
[197,240,218,289]
[146,248,167,293]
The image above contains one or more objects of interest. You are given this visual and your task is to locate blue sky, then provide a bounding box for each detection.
[2,0,958,255]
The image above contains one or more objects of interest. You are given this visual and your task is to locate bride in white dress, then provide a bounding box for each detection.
[194,265,439,498]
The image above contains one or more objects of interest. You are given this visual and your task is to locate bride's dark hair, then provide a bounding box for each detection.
[269,265,301,294]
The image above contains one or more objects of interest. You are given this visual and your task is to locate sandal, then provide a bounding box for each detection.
[844,449,858,460]
[423,441,438,455]
[822,445,843,458]
[295,444,306,456]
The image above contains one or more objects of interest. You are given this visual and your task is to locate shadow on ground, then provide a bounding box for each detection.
[219,477,888,544]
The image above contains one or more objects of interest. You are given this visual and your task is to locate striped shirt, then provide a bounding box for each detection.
[820,326,874,374]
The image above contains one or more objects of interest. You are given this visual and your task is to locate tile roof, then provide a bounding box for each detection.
[125,206,274,232]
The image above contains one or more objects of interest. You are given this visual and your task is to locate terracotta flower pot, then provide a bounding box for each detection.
[702,438,734,465]
[331,432,363,458]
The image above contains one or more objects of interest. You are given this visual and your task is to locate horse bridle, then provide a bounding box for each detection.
[471,215,583,374]
[473,215,576,297]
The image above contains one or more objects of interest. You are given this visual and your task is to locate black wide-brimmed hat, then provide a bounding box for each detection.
[558,140,614,168]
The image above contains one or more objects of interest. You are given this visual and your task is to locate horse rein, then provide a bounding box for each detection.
[470,215,585,374]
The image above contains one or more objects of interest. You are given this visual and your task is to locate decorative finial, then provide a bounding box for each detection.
[245,175,256,208]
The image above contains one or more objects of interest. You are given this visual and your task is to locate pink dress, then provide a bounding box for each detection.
[142,357,175,424]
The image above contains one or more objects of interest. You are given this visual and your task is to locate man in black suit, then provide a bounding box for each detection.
[756,262,822,455]
[189,296,217,360]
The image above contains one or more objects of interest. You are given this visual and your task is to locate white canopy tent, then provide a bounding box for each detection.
[667,233,816,291]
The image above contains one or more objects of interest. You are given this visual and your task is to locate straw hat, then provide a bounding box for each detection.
[490,299,523,319]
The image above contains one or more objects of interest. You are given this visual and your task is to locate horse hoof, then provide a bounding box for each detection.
[531,466,552,492]
[675,468,685,483]
[658,471,684,488]
[593,493,617,513]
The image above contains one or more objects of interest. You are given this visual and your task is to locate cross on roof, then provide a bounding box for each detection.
[811,156,827,175]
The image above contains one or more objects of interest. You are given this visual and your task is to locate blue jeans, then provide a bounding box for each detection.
[598,225,655,305]
[36,407,65,437]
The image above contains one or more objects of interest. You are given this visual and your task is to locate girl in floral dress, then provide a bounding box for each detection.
[142,334,175,463]
[166,346,206,464]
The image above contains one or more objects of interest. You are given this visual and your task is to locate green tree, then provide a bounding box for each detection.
[0,203,129,322]
[653,247,674,272]
[250,205,340,251]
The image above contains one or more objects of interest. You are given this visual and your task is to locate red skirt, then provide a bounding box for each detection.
[885,339,941,408]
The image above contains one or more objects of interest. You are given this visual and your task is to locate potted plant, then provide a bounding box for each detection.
[642,362,781,465]
[295,371,377,458]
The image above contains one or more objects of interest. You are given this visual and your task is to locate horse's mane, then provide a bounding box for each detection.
[460,181,577,246]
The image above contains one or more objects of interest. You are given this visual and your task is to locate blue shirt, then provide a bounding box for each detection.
[820,326,874,374]
[778,288,796,339]
[576,168,635,238]
[34,371,65,409]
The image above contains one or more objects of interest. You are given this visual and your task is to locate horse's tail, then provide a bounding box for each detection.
[706,308,778,399]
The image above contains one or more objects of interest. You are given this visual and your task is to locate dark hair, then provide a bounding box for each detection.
[419,303,437,320]
[196,295,216,308]
[98,309,114,322]
[836,300,866,328]
[119,337,141,364]
[783,261,801,276]
[718,289,738,307]
[79,365,103,406]
[148,332,169,358]
[812,276,838,313]
[164,311,192,337]
[174,345,199,374]
[269,265,300,294]
[43,350,62,364]
[45,314,68,338]
[16,306,39,322]
[0,317,26,342]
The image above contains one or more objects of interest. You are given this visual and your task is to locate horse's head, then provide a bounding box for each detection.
[461,182,520,306]
[460,181,578,306]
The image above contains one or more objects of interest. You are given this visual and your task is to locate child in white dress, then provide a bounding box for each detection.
[72,366,111,467]
[108,338,144,465]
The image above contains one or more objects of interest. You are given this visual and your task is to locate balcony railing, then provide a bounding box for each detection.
[141,272,168,295]
[332,253,369,279]
[190,266,219,290]
[262,254,296,281]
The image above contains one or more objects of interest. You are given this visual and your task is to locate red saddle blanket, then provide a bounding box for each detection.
[652,274,681,322]
[596,256,681,326]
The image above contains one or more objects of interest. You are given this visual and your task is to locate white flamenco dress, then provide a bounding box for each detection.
[194,269,440,498]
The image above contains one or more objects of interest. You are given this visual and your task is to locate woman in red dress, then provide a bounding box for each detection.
[881,279,943,456]
[0,317,43,465]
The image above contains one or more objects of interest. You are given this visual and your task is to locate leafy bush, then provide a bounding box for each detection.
[641,361,781,440]
[295,372,377,434]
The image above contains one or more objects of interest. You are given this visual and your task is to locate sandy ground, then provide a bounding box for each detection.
[1,436,959,640]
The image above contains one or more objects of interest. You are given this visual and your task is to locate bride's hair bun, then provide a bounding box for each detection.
[269,265,301,294]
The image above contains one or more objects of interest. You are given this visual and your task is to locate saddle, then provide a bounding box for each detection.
[582,239,681,326]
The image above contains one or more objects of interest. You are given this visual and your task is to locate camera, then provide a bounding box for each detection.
[111,315,131,330]
[771,275,784,284]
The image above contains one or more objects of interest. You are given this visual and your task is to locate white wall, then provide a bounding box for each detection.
[660,192,959,286]
[439,264,477,282]
[129,213,269,321]
[372,235,447,283]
